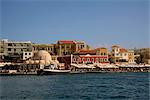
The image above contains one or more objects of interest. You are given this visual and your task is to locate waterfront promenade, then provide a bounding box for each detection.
[0,63,149,75]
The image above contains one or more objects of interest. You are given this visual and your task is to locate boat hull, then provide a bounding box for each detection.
[37,69,70,75]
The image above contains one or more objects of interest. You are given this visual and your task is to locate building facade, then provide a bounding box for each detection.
[54,40,89,56]
[23,51,33,60]
[128,49,135,63]
[72,55,109,64]
[0,40,5,61]
[72,48,109,64]
[32,44,55,55]
[75,41,87,51]
[111,45,130,63]
[0,39,32,62]
[55,40,76,56]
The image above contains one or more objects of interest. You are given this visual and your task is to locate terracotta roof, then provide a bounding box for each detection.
[58,40,75,44]
[111,45,120,48]
[95,47,107,50]
[74,50,96,55]
[120,48,127,53]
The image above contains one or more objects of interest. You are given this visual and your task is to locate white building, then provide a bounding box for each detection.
[0,39,32,61]
[111,45,129,63]
[23,52,33,60]
[119,48,128,61]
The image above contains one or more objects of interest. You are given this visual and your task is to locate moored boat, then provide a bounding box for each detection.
[39,69,70,75]
[37,63,70,75]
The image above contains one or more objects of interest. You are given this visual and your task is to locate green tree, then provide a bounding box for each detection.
[135,55,144,64]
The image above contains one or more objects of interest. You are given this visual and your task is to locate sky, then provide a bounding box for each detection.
[1,0,149,49]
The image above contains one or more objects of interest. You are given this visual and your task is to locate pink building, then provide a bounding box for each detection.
[72,49,109,64]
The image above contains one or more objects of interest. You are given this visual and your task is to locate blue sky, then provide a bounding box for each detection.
[1,0,149,49]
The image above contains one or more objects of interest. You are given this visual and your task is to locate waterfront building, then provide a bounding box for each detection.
[0,40,5,61]
[54,40,89,56]
[128,49,135,63]
[111,45,128,63]
[119,48,128,62]
[32,44,55,55]
[24,50,66,70]
[55,40,76,56]
[57,47,109,67]
[23,51,33,60]
[72,48,109,64]
[111,45,120,63]
[96,47,108,56]
[25,50,52,66]
[0,39,32,62]
[75,41,88,51]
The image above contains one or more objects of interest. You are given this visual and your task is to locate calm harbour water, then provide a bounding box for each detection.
[0,72,149,100]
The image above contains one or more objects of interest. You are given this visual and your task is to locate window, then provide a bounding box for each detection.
[99,58,101,62]
[87,58,90,62]
[8,48,11,51]
[66,45,70,48]
[14,49,16,51]
[81,45,84,49]
[103,59,106,62]
[25,53,27,55]
[82,58,84,62]
[104,53,106,55]
[8,43,12,46]
[29,53,31,55]
[92,58,94,62]
[73,58,76,62]
[62,46,64,49]
[96,58,99,62]
[34,47,36,50]
[100,59,102,62]
[21,49,23,51]
[14,44,16,46]
[101,53,103,55]
[106,59,108,62]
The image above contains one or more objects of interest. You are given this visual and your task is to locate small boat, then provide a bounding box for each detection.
[41,69,70,75]
[37,63,70,75]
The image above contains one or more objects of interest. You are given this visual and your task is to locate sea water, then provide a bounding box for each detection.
[0,72,149,100]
